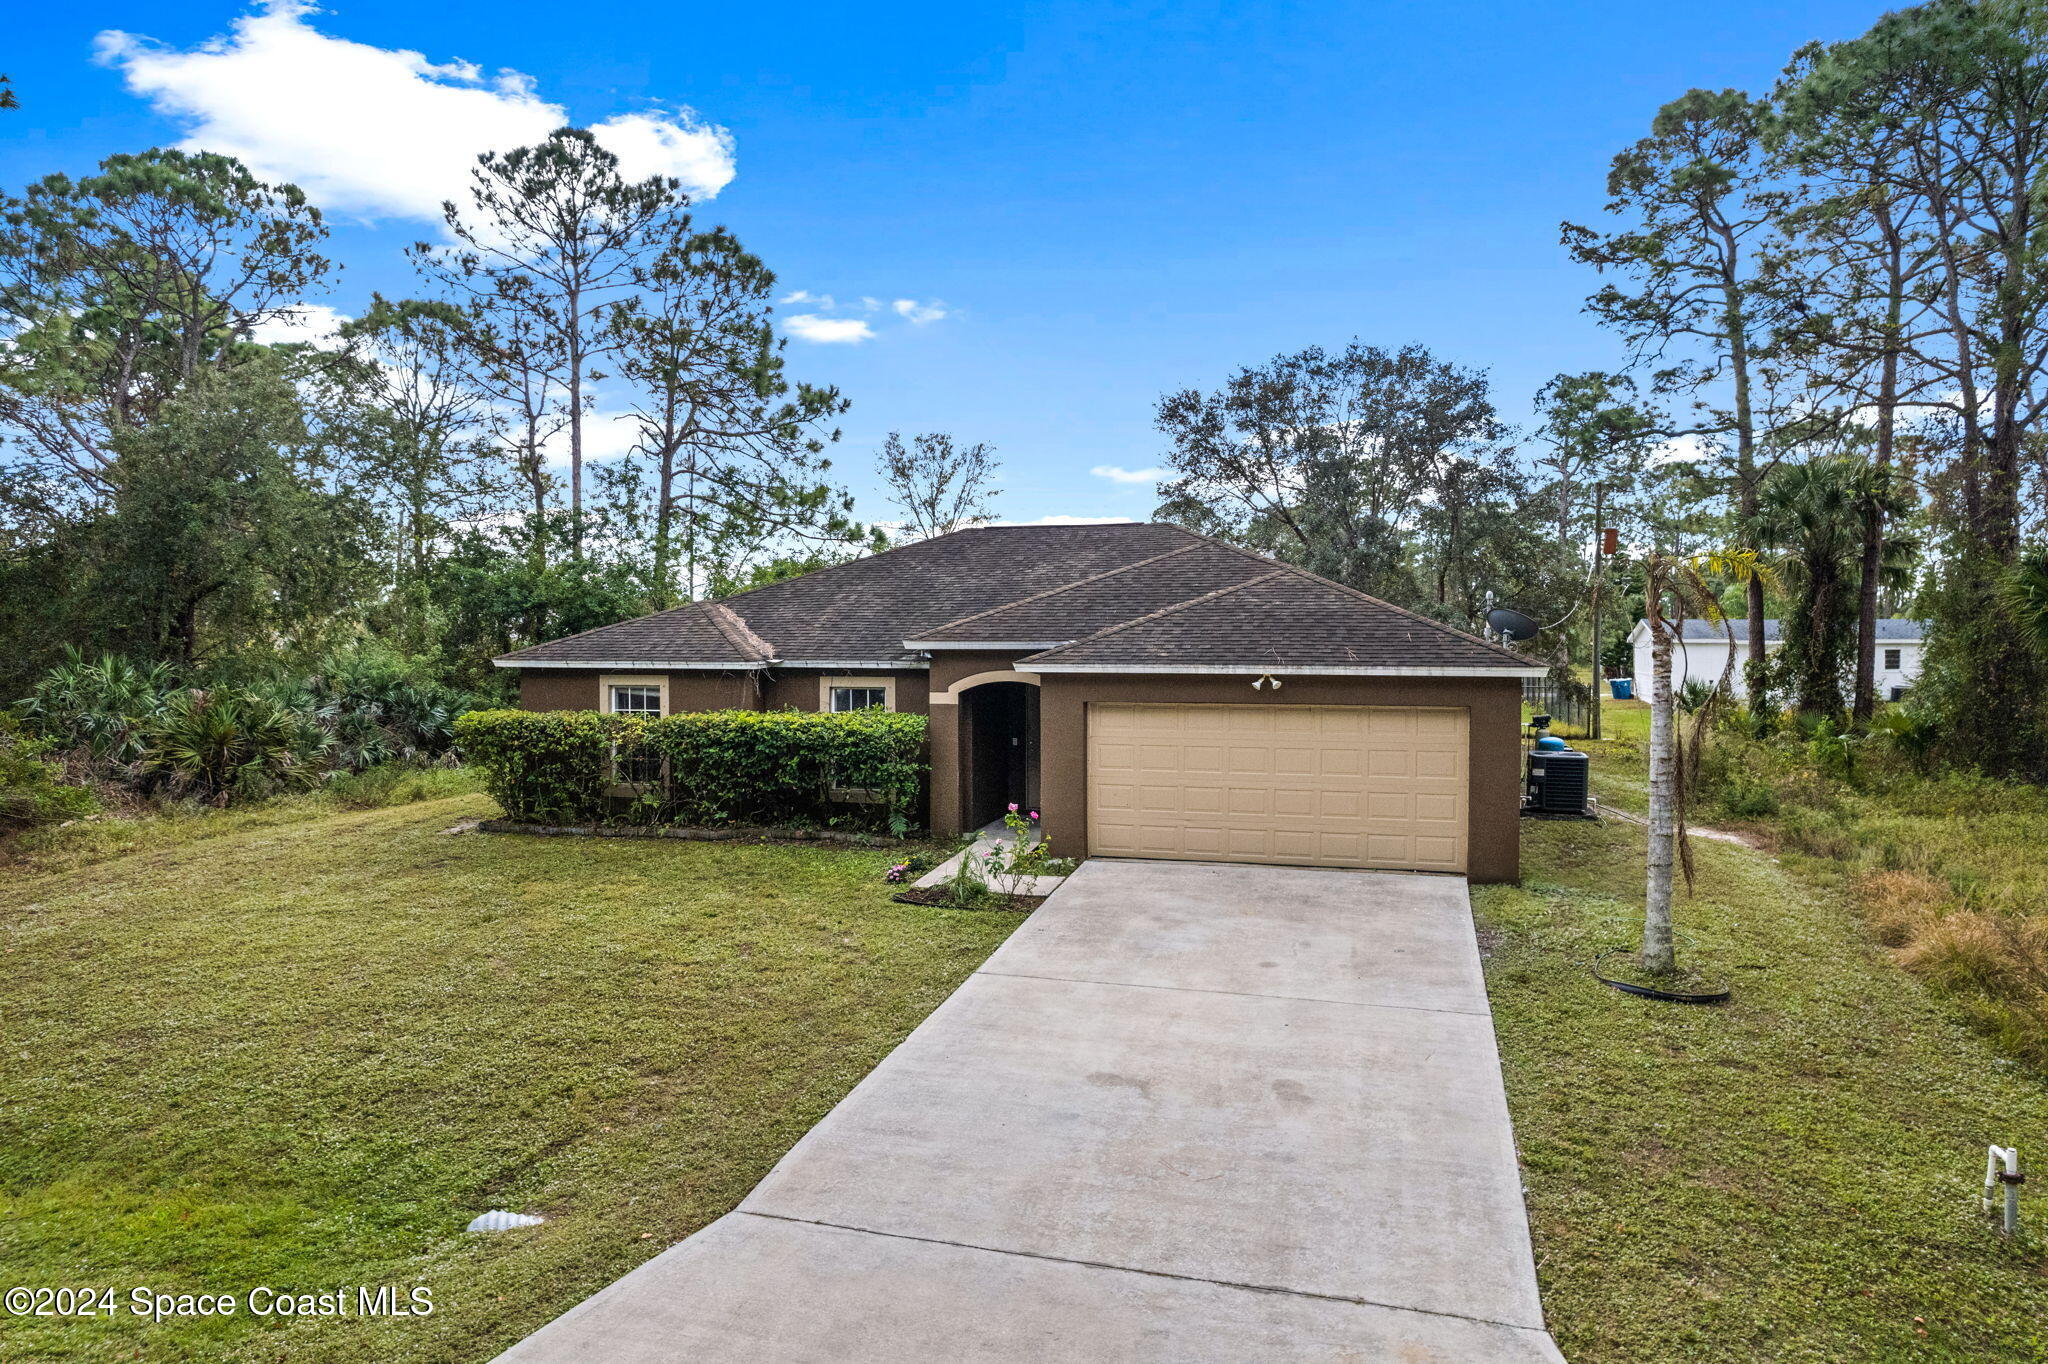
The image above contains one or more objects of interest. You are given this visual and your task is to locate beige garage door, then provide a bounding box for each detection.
[1086,703,1468,873]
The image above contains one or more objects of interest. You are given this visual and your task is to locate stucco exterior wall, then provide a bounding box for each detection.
[1033,673,1524,885]
[924,652,1038,837]
[516,660,1522,882]
[514,667,936,716]
[757,669,933,715]
[515,669,762,713]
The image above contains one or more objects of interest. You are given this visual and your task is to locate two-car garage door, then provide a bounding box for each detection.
[1086,703,1468,874]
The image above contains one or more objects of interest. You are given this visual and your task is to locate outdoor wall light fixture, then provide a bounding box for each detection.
[1251,674,1282,691]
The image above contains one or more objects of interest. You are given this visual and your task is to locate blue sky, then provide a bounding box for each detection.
[6,0,1889,527]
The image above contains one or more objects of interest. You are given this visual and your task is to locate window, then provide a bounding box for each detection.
[1890,685,1908,702]
[820,675,896,713]
[1883,648,1902,671]
[609,684,663,716]
[831,686,888,712]
[600,674,667,717]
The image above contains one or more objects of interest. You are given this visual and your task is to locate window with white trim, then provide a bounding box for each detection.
[1883,648,1902,670]
[820,675,895,713]
[830,685,888,712]
[608,684,663,716]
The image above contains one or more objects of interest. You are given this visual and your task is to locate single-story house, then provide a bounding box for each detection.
[496,523,1545,882]
[1626,617,1929,701]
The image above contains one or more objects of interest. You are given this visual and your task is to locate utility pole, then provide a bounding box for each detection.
[1591,482,1606,741]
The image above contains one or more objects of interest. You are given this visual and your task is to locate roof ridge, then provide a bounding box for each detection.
[910,541,1207,638]
[1023,571,1290,660]
[1149,524,1285,571]
[705,601,776,661]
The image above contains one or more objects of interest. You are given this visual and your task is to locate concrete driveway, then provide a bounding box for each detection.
[497,860,1563,1363]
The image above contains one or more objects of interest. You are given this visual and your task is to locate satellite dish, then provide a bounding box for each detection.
[1487,608,1539,642]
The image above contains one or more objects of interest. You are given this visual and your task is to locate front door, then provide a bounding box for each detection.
[965,682,1035,828]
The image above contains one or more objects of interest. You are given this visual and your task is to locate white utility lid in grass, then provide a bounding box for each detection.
[468,1210,545,1232]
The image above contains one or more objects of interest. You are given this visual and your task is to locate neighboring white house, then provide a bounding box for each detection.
[1624,618,1928,702]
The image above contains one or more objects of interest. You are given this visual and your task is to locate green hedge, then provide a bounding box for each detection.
[453,708,928,831]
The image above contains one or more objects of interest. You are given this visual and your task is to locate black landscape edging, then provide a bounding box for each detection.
[1591,950,1732,1005]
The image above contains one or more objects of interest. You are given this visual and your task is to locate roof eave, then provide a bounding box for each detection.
[1020,661,1550,678]
[492,658,772,671]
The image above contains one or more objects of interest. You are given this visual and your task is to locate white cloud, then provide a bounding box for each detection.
[781,290,834,308]
[1645,434,1714,467]
[784,314,874,344]
[538,409,643,467]
[892,298,948,324]
[588,110,736,200]
[247,302,347,348]
[94,0,735,223]
[1089,464,1168,485]
[992,515,1140,527]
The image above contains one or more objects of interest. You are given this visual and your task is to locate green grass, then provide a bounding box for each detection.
[0,793,1017,1362]
[2,764,483,873]
[1476,713,2048,1362]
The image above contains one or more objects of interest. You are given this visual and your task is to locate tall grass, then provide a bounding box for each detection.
[1696,728,2048,1068]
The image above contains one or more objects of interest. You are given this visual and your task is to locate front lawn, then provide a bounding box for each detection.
[1477,719,2048,1362]
[0,793,1017,1362]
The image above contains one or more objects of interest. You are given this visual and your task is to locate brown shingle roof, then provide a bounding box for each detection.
[496,522,1197,666]
[495,521,1537,674]
[1018,569,1539,672]
[722,522,1196,660]
[498,599,776,667]
[907,540,1278,645]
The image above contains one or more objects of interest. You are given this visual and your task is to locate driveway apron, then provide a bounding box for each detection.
[497,859,1564,1363]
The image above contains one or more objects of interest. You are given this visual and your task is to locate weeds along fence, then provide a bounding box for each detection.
[1523,678,1591,735]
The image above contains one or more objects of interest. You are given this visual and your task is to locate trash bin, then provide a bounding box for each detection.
[1610,678,1633,700]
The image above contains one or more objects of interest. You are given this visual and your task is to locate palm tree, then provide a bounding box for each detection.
[2005,554,2048,655]
[1640,548,1767,976]
[1750,456,1915,719]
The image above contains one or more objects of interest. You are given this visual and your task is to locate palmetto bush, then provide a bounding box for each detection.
[139,688,330,805]
[15,645,480,809]
[17,652,180,768]
[247,645,471,772]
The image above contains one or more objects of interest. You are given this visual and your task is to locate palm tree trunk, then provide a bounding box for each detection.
[1644,573,1677,975]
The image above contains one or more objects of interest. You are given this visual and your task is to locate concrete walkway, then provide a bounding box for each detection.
[911,815,1067,896]
[497,860,1563,1363]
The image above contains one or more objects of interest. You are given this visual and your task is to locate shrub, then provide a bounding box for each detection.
[1805,718,1858,782]
[1677,678,1721,715]
[454,708,929,831]
[139,688,330,805]
[454,710,625,824]
[17,651,179,766]
[0,721,99,831]
[1869,706,1939,770]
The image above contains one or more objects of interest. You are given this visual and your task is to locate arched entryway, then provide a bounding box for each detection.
[959,680,1040,829]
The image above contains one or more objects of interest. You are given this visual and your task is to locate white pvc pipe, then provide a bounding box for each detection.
[1984,1145,2021,1236]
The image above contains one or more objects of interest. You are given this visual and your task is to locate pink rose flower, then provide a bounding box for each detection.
[1007,802,1019,812]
